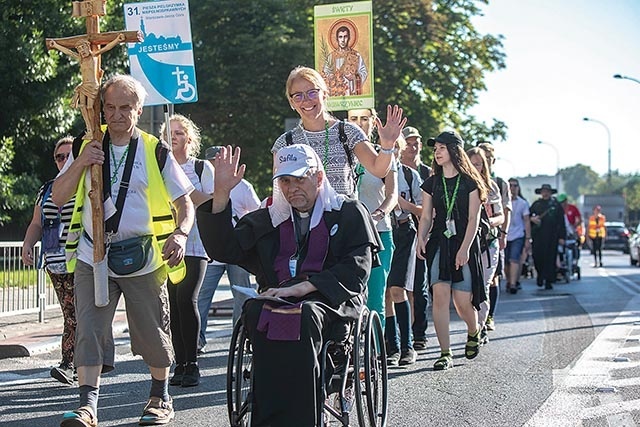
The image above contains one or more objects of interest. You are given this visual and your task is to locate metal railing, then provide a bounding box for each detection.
[0,241,58,322]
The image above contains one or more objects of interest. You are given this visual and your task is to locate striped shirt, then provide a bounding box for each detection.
[36,182,75,272]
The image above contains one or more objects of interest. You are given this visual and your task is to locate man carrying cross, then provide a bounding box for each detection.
[52,74,194,427]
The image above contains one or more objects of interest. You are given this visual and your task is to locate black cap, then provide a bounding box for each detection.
[426,131,465,147]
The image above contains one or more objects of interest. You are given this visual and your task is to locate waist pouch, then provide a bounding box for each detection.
[42,217,61,253]
[108,235,152,275]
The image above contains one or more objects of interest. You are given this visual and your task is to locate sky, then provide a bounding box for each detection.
[469,0,640,180]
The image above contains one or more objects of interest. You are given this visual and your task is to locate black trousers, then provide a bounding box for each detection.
[532,237,558,283]
[243,299,346,427]
[412,257,429,341]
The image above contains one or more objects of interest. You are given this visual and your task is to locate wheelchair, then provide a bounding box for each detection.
[226,305,388,427]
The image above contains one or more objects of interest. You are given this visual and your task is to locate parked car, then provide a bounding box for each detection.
[629,224,640,266]
[603,221,630,253]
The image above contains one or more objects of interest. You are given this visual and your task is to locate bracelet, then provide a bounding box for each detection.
[379,146,395,154]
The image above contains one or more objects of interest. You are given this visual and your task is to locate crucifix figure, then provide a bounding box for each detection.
[48,35,125,140]
[46,0,142,263]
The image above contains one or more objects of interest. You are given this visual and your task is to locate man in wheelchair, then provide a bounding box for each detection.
[198,144,381,426]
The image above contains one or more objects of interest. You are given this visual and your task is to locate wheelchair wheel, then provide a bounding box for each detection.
[355,310,388,427]
[227,319,252,427]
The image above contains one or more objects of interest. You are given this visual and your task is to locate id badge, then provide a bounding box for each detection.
[289,257,297,277]
[444,219,457,238]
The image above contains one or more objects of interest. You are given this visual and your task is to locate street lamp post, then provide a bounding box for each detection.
[613,74,640,85]
[536,140,560,190]
[582,117,612,185]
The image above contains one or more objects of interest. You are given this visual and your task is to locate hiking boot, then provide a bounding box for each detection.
[413,339,428,351]
[168,364,184,386]
[399,348,417,366]
[181,362,200,387]
[386,352,400,366]
[139,396,174,426]
[485,316,495,331]
[51,363,75,385]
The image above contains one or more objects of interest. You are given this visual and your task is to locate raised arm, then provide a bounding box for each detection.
[353,105,406,178]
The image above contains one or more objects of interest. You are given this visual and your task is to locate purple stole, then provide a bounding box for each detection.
[274,217,330,284]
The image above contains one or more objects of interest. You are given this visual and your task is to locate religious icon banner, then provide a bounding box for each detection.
[314,1,374,111]
[124,0,198,106]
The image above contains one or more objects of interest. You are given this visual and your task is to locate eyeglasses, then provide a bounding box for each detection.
[289,89,321,104]
[55,152,70,162]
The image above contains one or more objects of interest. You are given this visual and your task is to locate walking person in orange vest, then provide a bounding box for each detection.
[587,205,606,267]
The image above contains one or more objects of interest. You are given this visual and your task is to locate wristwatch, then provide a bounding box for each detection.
[173,226,189,237]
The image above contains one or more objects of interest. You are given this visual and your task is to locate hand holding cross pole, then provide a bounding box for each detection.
[46,1,142,263]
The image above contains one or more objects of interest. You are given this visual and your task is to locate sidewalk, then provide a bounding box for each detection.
[0,277,234,359]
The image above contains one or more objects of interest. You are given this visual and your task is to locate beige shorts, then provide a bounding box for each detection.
[74,260,173,372]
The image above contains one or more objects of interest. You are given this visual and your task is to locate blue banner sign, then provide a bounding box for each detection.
[124,0,198,106]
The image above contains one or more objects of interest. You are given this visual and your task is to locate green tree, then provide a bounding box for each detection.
[559,164,602,201]
[0,1,129,235]
[2,0,506,233]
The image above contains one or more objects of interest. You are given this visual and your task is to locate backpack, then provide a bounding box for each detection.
[37,179,59,269]
[194,158,205,181]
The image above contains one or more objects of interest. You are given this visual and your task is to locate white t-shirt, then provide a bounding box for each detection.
[357,161,397,233]
[61,136,195,277]
[507,196,530,241]
[181,158,214,258]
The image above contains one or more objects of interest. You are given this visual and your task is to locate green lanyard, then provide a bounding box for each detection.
[442,174,461,220]
[110,143,130,185]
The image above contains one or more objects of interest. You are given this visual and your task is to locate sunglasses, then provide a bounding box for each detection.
[289,89,321,104]
[55,152,70,162]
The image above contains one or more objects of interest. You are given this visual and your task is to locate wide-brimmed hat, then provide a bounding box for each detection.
[534,183,557,194]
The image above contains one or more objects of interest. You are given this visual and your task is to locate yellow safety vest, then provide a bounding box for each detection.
[65,129,186,283]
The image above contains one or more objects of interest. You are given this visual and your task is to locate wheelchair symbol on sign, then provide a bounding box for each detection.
[172,66,196,102]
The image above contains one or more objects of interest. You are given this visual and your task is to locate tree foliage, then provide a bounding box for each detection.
[5,0,637,236]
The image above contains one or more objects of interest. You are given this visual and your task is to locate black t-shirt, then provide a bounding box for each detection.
[421,173,478,241]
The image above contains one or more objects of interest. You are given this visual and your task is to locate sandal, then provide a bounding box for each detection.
[465,330,480,360]
[433,352,453,371]
[60,406,97,427]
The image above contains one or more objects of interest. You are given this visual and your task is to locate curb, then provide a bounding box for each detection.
[0,312,129,360]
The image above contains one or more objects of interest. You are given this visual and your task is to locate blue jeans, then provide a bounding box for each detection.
[197,263,254,348]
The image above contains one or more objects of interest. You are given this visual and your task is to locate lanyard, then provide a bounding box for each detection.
[110,143,130,185]
[442,174,461,220]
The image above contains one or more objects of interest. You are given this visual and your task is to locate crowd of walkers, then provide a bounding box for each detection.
[21,66,598,426]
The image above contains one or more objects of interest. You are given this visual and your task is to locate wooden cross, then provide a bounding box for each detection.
[46,0,143,262]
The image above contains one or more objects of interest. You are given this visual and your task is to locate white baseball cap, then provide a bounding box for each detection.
[273,144,319,180]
